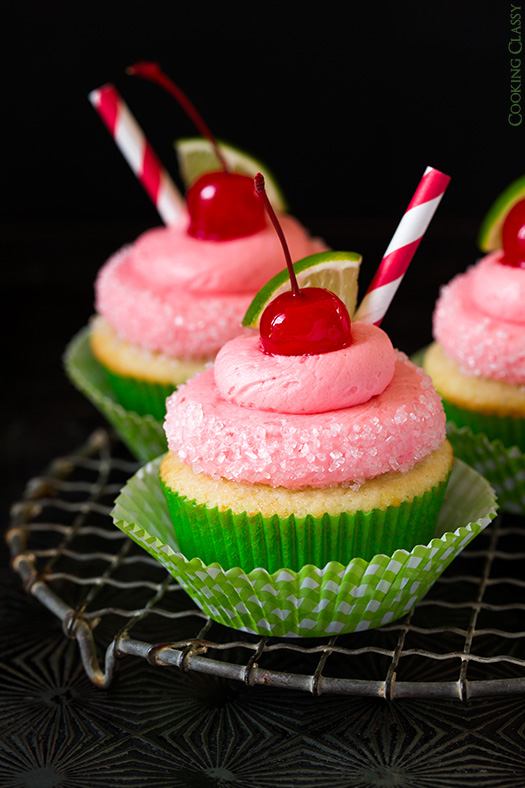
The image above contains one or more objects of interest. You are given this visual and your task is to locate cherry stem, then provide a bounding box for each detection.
[254,173,300,297]
[127,61,229,173]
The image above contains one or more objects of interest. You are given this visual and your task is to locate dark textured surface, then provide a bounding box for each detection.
[1,586,525,787]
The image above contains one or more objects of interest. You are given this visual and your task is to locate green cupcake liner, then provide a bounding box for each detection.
[112,456,497,637]
[413,347,525,515]
[441,400,525,453]
[159,475,450,573]
[64,327,167,462]
[103,366,176,421]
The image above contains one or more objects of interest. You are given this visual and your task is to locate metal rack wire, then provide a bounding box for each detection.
[6,429,525,699]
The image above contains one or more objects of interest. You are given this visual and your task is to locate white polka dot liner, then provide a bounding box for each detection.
[64,327,166,462]
[111,457,497,637]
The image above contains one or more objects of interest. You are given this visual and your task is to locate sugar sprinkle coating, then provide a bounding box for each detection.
[164,352,446,490]
[433,252,525,385]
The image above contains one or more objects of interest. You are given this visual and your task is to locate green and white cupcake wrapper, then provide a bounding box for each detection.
[445,423,525,515]
[159,476,450,573]
[413,348,525,515]
[64,327,167,463]
[112,456,497,638]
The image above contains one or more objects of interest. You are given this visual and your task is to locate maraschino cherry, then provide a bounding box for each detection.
[501,198,525,268]
[255,173,352,356]
[128,62,266,241]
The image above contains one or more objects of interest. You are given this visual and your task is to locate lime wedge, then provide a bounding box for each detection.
[242,251,362,329]
[478,175,525,252]
[174,136,287,210]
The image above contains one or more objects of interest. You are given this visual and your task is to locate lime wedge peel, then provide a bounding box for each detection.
[477,175,525,252]
[242,251,362,329]
[174,137,287,211]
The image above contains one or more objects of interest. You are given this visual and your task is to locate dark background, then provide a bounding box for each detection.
[3,1,522,517]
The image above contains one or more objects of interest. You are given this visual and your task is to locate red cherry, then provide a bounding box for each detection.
[254,172,352,356]
[128,62,266,241]
[501,198,525,268]
[260,287,352,356]
[186,171,267,240]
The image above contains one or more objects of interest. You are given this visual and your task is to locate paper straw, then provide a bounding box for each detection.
[354,166,451,325]
[89,84,184,224]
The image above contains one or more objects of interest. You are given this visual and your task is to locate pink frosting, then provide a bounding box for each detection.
[95,213,326,359]
[433,252,525,385]
[213,323,396,414]
[95,246,252,358]
[164,352,446,489]
[129,212,326,293]
[471,251,525,323]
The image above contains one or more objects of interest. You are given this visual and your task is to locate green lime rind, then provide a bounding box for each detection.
[64,327,167,462]
[477,175,525,252]
[112,456,496,637]
[242,251,363,329]
[174,136,287,211]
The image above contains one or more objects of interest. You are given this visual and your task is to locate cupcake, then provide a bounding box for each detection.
[159,176,454,573]
[422,190,525,513]
[111,177,496,637]
[65,66,326,459]
[160,332,453,573]
[90,203,327,420]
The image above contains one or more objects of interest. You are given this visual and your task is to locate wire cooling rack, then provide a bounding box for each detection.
[6,429,525,699]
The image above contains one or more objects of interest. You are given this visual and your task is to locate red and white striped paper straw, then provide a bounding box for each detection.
[354,166,451,325]
[89,84,184,224]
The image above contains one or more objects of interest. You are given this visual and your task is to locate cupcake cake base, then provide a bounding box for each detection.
[89,316,208,420]
[159,443,453,572]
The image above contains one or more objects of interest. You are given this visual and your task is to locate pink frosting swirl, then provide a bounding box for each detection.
[164,352,446,489]
[471,251,525,323]
[95,246,254,358]
[433,252,525,384]
[128,211,326,293]
[213,323,396,414]
[94,214,327,359]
